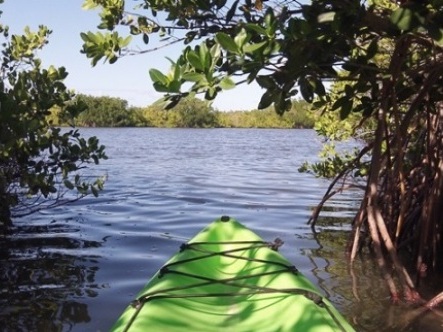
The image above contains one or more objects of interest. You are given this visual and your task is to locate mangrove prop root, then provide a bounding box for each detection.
[426,291,443,309]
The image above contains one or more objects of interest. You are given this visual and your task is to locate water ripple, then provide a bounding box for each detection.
[4,128,431,332]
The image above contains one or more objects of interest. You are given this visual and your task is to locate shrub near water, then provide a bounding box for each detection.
[52,95,315,129]
[0,8,106,224]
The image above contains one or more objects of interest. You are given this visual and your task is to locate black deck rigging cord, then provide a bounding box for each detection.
[122,240,348,332]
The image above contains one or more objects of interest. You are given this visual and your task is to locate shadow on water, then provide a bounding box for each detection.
[304,215,443,332]
[0,218,102,332]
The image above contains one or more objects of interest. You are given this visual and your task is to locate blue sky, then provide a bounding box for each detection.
[2,0,261,111]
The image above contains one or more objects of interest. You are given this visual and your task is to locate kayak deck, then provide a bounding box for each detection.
[111,216,354,331]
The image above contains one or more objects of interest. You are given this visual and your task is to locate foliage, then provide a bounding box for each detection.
[127,106,151,127]
[51,95,314,129]
[74,94,132,127]
[299,89,372,179]
[0,5,106,225]
[145,96,219,127]
[168,96,219,128]
[219,100,315,128]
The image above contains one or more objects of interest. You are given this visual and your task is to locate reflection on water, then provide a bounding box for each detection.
[1,128,442,331]
[305,216,443,332]
[0,218,102,331]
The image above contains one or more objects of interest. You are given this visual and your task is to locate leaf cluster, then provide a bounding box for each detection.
[0,16,107,223]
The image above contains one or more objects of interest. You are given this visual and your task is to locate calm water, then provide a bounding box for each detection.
[1,128,441,331]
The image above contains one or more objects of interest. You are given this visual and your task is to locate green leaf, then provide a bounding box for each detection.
[182,72,205,82]
[391,8,412,30]
[64,180,74,190]
[299,77,314,103]
[275,97,291,115]
[82,0,99,10]
[168,80,182,93]
[245,23,267,35]
[234,29,248,48]
[91,186,99,197]
[172,59,182,81]
[390,8,414,31]
[339,99,353,120]
[256,75,275,89]
[243,41,267,53]
[209,43,221,60]
[205,87,217,100]
[332,96,345,111]
[149,68,168,85]
[80,32,89,42]
[109,55,118,64]
[153,82,170,93]
[186,51,204,71]
[311,77,325,96]
[219,76,235,90]
[317,12,336,24]
[258,90,275,109]
[215,33,239,53]
[199,42,210,69]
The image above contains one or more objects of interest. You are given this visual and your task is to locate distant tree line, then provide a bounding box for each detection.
[48,95,316,129]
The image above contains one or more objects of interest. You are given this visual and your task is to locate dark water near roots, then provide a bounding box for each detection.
[1,128,442,331]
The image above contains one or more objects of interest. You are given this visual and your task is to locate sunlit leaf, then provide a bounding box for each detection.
[243,41,267,53]
[317,12,336,24]
[182,72,205,82]
[245,23,267,35]
[391,3,428,31]
[234,29,248,48]
[215,33,239,53]
[149,68,168,85]
[199,42,210,69]
[390,8,414,30]
[186,51,204,71]
[219,76,235,90]
[81,0,99,10]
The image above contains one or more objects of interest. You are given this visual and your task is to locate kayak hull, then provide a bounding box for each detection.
[111,216,354,331]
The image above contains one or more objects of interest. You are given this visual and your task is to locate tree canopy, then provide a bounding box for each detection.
[82,0,443,306]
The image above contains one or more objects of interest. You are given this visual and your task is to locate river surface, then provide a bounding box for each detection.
[1,128,441,331]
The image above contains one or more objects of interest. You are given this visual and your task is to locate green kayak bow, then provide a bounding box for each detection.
[111,216,355,331]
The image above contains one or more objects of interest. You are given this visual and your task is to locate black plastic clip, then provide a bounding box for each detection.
[158,267,169,278]
[180,243,190,252]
